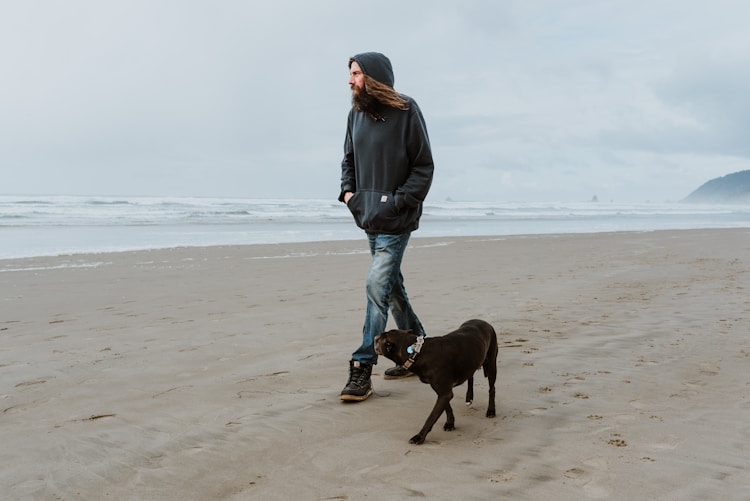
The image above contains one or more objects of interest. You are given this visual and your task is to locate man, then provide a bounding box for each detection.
[338,52,434,402]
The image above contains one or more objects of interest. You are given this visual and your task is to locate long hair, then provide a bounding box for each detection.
[363,75,409,111]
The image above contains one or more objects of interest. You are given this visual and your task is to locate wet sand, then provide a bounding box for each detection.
[1,229,749,499]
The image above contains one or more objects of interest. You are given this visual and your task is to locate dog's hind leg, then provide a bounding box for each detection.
[484,350,498,418]
[465,376,474,406]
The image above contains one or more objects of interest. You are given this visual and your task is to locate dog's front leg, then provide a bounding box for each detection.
[410,389,453,445]
[443,401,455,431]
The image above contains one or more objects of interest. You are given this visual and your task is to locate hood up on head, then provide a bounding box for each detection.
[349,52,394,87]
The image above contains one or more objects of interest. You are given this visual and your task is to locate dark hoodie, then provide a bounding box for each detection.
[339,52,434,235]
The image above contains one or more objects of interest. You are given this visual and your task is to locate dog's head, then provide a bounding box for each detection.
[374,329,418,363]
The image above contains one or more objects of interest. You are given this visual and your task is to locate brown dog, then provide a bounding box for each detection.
[374,319,498,444]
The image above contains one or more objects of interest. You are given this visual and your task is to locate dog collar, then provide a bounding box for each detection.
[402,335,425,370]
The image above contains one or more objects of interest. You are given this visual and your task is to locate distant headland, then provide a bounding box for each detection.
[683,170,750,204]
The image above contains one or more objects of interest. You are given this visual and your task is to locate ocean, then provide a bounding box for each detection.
[2,195,749,260]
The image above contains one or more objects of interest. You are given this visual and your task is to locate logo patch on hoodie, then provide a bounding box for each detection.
[380,195,388,202]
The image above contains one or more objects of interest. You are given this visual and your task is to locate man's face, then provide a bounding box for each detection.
[349,61,365,96]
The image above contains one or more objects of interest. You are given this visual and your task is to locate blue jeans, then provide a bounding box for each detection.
[352,233,425,365]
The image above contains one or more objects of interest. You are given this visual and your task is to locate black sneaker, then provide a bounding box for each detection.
[383,365,414,380]
[339,360,373,402]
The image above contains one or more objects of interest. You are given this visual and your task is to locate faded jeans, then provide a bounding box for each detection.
[352,233,425,365]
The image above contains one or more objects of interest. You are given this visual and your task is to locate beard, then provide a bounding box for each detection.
[351,84,380,116]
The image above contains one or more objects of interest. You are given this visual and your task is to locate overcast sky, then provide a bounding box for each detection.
[2,1,749,202]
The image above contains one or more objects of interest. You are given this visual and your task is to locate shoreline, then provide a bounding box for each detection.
[4,199,750,260]
[3,225,749,265]
[2,228,749,499]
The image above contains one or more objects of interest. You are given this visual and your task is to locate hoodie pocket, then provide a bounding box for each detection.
[347,190,402,233]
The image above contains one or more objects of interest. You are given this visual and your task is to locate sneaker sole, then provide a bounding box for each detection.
[339,388,373,402]
[383,371,415,380]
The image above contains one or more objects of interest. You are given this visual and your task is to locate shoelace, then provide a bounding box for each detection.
[351,367,369,387]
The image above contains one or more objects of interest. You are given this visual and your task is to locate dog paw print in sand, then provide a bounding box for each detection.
[606,433,627,447]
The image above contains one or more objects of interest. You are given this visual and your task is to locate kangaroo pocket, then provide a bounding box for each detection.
[347,190,405,233]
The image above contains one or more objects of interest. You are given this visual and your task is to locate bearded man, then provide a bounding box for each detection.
[338,52,434,402]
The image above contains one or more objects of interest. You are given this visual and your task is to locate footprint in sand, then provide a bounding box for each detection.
[151,385,193,398]
[628,399,645,410]
[580,457,612,499]
[698,362,720,376]
[487,470,515,483]
[15,377,51,387]
[564,457,611,498]
[528,407,549,415]
[563,467,585,479]
[670,388,699,399]
[649,434,681,450]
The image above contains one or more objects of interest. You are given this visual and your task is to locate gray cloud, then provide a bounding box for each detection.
[1,0,749,202]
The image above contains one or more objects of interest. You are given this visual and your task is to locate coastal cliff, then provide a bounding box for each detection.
[683,170,750,203]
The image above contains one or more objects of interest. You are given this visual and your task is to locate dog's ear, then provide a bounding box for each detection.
[380,335,394,353]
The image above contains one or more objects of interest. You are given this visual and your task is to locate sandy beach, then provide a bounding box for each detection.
[1,229,749,500]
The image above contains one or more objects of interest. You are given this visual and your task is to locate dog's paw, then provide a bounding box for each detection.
[486,409,496,418]
[444,422,455,432]
[409,434,426,445]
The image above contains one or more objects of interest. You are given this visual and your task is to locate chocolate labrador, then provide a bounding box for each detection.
[374,319,498,444]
